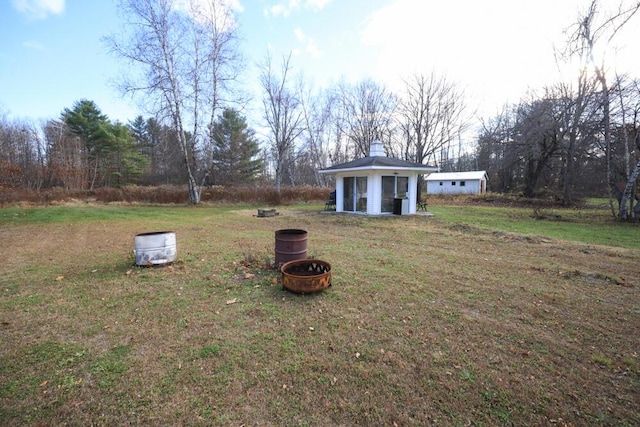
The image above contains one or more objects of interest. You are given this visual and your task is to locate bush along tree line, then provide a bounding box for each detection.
[1,0,639,219]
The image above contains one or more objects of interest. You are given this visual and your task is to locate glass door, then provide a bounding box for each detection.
[381,176,395,213]
[381,175,409,213]
[343,177,354,212]
[343,176,368,212]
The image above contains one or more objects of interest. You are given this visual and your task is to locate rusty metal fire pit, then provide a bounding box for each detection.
[280,259,332,294]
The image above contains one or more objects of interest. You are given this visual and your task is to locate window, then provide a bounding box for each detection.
[396,176,408,198]
[439,182,443,186]
[452,181,456,186]
[356,176,367,212]
[460,181,466,187]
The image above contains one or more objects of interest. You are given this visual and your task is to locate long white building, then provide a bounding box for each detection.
[425,171,488,195]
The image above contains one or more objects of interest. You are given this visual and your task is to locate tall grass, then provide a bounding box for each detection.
[0,185,332,206]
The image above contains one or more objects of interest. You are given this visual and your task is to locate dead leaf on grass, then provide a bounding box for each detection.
[618,276,634,288]
[55,276,64,281]
[226,298,238,305]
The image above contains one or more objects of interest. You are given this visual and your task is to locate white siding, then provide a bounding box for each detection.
[427,179,482,195]
[425,171,487,195]
[335,171,419,214]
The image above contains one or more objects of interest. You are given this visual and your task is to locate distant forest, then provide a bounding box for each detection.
[1,0,638,218]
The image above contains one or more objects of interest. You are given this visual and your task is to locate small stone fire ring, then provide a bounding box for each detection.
[280,259,332,294]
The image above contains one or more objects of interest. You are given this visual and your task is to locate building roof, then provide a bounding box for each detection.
[425,171,488,181]
[319,156,438,174]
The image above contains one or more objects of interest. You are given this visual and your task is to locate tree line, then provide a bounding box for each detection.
[0,100,263,191]
[476,75,640,205]
[1,0,638,218]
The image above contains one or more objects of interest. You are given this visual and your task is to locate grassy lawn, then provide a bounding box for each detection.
[428,204,639,249]
[0,202,638,426]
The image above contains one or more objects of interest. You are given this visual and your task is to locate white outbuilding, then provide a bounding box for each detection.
[425,171,488,195]
[318,141,438,215]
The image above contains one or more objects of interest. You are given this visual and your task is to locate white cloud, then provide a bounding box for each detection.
[174,0,243,31]
[264,0,328,18]
[293,27,322,59]
[23,40,45,50]
[266,4,289,18]
[227,0,244,13]
[177,0,244,13]
[12,0,64,19]
[361,0,601,117]
[306,0,331,12]
[264,0,299,18]
[361,0,640,121]
[305,39,321,58]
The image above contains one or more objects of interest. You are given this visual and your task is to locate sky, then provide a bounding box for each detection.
[2,0,639,138]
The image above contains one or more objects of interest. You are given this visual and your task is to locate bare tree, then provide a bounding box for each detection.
[43,119,88,190]
[107,0,243,204]
[299,83,335,186]
[259,52,305,194]
[549,72,600,205]
[612,75,640,218]
[398,73,469,164]
[514,97,565,198]
[0,115,50,191]
[564,0,640,217]
[187,0,246,182]
[397,72,470,201]
[334,78,396,158]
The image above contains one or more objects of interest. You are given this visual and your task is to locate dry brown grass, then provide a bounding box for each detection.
[0,204,638,426]
[0,185,331,206]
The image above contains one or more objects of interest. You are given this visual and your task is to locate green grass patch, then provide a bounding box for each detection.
[429,205,639,249]
[91,344,133,389]
[0,205,218,225]
[0,201,638,426]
